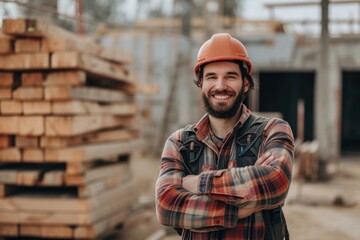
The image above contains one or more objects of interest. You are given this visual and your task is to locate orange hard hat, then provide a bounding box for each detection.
[194,33,252,78]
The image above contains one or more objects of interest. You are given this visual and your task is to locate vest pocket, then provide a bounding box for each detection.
[179,140,204,175]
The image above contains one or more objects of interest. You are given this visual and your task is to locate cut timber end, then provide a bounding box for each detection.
[0,53,49,70]
[0,73,14,87]
[15,38,41,53]
[21,72,45,86]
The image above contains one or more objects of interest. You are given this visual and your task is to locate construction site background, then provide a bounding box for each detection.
[0,0,360,239]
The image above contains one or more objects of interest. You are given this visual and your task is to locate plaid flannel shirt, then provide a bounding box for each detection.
[155,104,294,240]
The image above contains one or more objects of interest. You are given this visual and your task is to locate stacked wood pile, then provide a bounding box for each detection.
[0,18,143,239]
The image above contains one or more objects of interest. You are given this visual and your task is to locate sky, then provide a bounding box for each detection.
[1,0,360,35]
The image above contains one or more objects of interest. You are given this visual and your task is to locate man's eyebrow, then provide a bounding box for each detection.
[204,72,216,77]
[226,71,240,76]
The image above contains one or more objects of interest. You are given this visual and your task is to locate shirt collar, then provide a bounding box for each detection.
[193,104,252,141]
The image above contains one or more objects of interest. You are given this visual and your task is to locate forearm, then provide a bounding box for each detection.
[156,160,239,230]
[156,132,239,230]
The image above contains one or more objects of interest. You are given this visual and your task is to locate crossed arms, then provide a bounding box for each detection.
[155,119,294,232]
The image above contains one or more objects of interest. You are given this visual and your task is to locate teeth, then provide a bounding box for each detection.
[214,95,231,99]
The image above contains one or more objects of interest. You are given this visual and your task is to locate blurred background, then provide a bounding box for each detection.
[0,0,360,239]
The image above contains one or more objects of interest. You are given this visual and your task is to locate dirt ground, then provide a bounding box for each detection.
[110,153,360,240]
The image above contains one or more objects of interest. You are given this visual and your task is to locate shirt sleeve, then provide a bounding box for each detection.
[155,129,239,231]
[197,119,294,210]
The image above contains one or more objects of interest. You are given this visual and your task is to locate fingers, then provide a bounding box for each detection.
[255,152,274,166]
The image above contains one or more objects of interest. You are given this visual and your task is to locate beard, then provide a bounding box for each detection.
[202,86,246,119]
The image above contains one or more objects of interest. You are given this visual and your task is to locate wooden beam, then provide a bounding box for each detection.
[0,224,18,237]
[20,225,73,239]
[41,128,140,148]
[78,169,130,197]
[42,38,132,64]
[21,72,44,86]
[0,136,12,148]
[23,101,51,115]
[44,71,86,86]
[13,87,43,100]
[15,136,39,148]
[74,210,129,239]
[0,182,134,225]
[0,180,132,212]
[0,89,12,100]
[15,38,41,53]
[18,116,44,136]
[45,116,136,136]
[0,53,49,70]
[44,86,130,102]
[45,140,139,163]
[0,148,21,162]
[67,162,129,186]
[22,149,44,162]
[0,101,22,115]
[2,18,131,63]
[0,117,19,134]
[52,101,137,115]
[51,51,133,84]
[0,73,14,87]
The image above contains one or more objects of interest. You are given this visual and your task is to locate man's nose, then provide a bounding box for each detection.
[214,77,227,90]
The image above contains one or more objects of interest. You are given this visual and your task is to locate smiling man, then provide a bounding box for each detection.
[155,33,294,240]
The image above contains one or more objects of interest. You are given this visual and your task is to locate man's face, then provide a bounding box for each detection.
[201,61,249,119]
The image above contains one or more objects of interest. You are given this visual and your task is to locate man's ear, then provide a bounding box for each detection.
[244,78,250,93]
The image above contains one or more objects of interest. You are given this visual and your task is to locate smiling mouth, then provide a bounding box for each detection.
[212,94,232,100]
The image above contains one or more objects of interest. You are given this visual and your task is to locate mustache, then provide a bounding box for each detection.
[209,89,236,95]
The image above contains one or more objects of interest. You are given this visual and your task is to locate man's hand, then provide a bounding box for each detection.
[255,152,274,166]
[182,175,200,194]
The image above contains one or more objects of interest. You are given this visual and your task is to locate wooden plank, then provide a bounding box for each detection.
[44,71,86,86]
[13,87,43,100]
[0,136,12,148]
[78,168,130,197]
[66,161,129,186]
[52,100,137,115]
[0,72,14,87]
[0,180,132,212]
[22,149,43,162]
[42,38,132,64]
[0,101,22,114]
[2,18,76,39]
[0,224,18,237]
[45,115,136,137]
[21,72,44,86]
[51,51,132,84]
[45,86,130,102]
[0,182,134,225]
[0,88,12,99]
[23,101,51,114]
[45,140,139,163]
[0,169,17,184]
[41,128,140,148]
[0,148,21,162]
[74,209,129,239]
[0,53,49,70]
[20,225,73,239]
[0,29,13,54]
[0,117,18,134]
[15,38,41,53]
[16,136,39,148]
[19,116,44,136]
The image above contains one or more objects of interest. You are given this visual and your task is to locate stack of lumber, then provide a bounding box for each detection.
[0,18,142,239]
